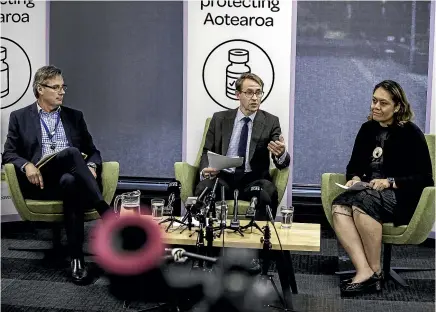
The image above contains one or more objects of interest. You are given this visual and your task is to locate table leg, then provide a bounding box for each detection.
[283,251,298,294]
[274,250,294,311]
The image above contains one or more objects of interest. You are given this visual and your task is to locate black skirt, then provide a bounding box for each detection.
[332,188,396,223]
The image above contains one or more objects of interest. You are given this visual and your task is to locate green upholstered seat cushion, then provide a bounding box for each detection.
[382,223,407,236]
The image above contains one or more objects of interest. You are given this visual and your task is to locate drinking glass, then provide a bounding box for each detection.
[151,199,165,220]
[281,206,294,229]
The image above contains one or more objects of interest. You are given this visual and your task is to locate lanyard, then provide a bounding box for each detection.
[40,111,61,141]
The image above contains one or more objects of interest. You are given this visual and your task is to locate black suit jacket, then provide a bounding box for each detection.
[200,109,290,181]
[346,120,434,226]
[2,102,102,171]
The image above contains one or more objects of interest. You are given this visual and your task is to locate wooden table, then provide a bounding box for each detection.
[162,220,320,251]
[121,209,321,310]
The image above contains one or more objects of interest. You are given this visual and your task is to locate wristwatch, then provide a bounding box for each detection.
[387,177,395,188]
[87,162,97,170]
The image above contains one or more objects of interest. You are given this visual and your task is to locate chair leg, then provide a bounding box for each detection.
[390,267,435,272]
[8,225,67,260]
[387,269,408,287]
[334,270,356,275]
[382,244,434,287]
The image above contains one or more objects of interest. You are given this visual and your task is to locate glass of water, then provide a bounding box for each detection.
[281,206,294,229]
[151,199,164,221]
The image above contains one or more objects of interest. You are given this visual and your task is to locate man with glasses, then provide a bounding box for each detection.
[195,72,290,231]
[2,65,111,284]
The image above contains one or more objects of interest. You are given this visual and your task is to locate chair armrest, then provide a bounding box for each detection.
[390,186,435,245]
[321,173,346,227]
[175,162,199,203]
[3,163,30,220]
[101,161,120,205]
[270,167,290,204]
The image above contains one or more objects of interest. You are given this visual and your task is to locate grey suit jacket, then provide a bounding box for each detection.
[200,108,290,181]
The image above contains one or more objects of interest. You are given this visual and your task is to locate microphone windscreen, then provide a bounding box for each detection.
[259,189,271,205]
[91,214,165,276]
[167,180,182,193]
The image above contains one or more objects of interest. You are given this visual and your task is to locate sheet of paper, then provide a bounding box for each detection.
[207,151,243,170]
[36,152,88,169]
[335,182,349,190]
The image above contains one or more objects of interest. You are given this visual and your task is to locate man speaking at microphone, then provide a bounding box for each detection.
[194,72,290,222]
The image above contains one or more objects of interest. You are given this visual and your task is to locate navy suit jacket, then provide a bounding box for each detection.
[2,102,102,171]
[200,108,290,181]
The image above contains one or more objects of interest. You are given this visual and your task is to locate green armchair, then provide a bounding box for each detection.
[321,134,435,286]
[174,118,290,215]
[4,161,119,254]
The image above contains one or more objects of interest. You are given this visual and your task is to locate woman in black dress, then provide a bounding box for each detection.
[332,80,433,295]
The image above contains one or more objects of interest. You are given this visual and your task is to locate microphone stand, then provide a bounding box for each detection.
[179,204,194,234]
[262,205,293,311]
[159,194,187,232]
[165,248,217,264]
[205,217,215,267]
[205,178,219,220]
[195,221,206,268]
[215,189,244,237]
[130,249,218,312]
[180,187,209,234]
[241,198,264,234]
[228,189,245,236]
[259,211,287,310]
[214,186,228,238]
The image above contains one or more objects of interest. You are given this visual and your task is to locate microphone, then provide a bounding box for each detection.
[230,189,240,229]
[191,187,209,215]
[90,214,165,276]
[167,179,181,216]
[211,178,219,198]
[205,178,219,216]
[197,187,209,203]
[246,186,261,218]
[220,185,227,224]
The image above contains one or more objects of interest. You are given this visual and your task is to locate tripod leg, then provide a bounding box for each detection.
[166,219,174,232]
[253,222,264,234]
[235,229,244,237]
[159,218,170,225]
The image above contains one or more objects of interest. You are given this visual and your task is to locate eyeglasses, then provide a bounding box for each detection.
[40,84,68,92]
[240,90,264,99]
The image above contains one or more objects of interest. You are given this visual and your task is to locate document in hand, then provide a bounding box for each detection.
[36,151,87,169]
[207,151,243,170]
[335,182,371,191]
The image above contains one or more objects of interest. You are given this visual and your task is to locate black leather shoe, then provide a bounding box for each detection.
[340,271,384,287]
[71,258,88,284]
[340,273,381,296]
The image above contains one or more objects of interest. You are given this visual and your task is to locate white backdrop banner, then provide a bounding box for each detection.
[185,0,293,207]
[1,0,48,217]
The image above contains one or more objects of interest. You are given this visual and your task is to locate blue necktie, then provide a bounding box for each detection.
[236,117,251,173]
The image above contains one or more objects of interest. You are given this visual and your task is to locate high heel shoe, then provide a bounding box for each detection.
[341,273,381,295]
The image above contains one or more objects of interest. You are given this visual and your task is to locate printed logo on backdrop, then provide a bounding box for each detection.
[202,39,275,110]
[200,0,280,27]
[1,37,32,109]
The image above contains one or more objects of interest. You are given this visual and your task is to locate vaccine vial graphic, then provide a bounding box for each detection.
[226,49,250,100]
[1,46,9,98]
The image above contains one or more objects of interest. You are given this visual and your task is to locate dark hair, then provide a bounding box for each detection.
[368,80,414,125]
[33,65,63,98]
[235,73,264,92]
